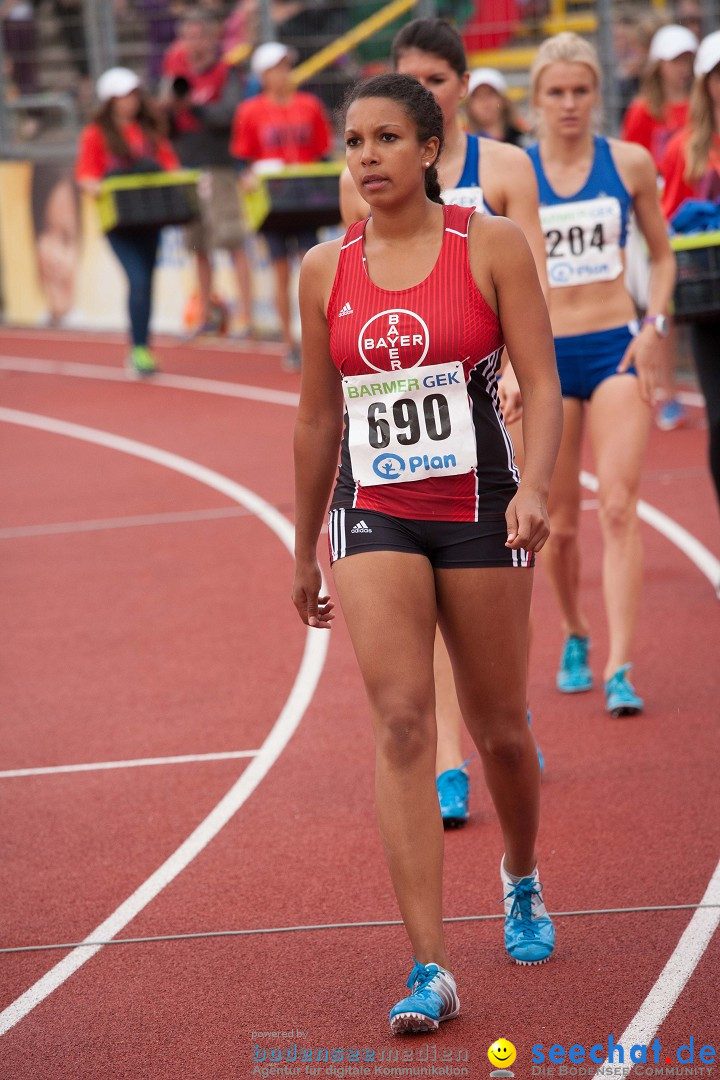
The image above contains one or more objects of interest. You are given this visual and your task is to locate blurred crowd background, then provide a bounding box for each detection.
[2,0,718,154]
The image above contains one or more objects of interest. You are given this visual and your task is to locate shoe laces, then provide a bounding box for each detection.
[406,960,440,994]
[503,879,543,934]
[607,663,633,692]
[565,636,588,667]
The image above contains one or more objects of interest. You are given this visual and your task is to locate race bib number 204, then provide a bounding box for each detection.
[342,361,477,488]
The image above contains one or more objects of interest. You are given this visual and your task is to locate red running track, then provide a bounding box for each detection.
[0,328,719,1080]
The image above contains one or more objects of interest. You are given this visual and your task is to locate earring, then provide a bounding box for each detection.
[424,161,430,167]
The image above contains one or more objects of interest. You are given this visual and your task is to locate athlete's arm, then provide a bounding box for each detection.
[470,216,562,552]
[613,140,676,404]
[339,166,370,228]
[485,142,550,300]
[292,241,345,628]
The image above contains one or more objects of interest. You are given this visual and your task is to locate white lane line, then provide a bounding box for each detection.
[0,750,260,779]
[580,471,720,591]
[0,356,299,406]
[3,356,716,592]
[0,407,329,1037]
[591,861,720,1079]
[0,505,263,540]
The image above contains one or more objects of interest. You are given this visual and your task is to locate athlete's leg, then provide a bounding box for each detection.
[588,375,651,680]
[434,629,464,775]
[542,398,589,638]
[435,567,537,875]
[332,551,446,966]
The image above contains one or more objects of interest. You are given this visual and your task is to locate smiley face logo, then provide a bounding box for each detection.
[488,1039,517,1069]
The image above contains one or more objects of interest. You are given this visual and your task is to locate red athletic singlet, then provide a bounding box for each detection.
[328,203,519,522]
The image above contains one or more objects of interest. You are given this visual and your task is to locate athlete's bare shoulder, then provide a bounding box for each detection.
[606,136,657,192]
[300,235,345,312]
[477,137,537,212]
[467,212,531,309]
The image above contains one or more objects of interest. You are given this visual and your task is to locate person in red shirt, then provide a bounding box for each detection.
[231,41,333,369]
[622,23,698,432]
[661,31,720,508]
[622,24,698,168]
[76,67,179,376]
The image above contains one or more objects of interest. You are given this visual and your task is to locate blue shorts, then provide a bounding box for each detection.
[554,324,637,401]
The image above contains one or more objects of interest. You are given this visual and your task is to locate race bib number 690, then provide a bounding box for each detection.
[342,361,477,487]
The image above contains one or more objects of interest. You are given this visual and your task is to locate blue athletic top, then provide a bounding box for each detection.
[526,136,633,290]
[442,133,497,215]
[526,135,632,246]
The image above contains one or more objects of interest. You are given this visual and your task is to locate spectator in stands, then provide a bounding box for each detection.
[134,0,187,88]
[622,23,698,433]
[76,66,180,376]
[660,31,720,506]
[675,0,704,42]
[231,41,333,370]
[1,1,37,97]
[50,0,90,105]
[161,7,253,337]
[464,67,528,146]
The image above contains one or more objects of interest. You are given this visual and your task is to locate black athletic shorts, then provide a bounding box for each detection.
[327,507,534,569]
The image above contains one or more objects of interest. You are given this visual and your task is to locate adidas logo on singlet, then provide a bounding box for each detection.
[338,302,354,317]
[351,519,372,534]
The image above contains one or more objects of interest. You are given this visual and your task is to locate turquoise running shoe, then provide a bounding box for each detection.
[605,663,644,717]
[389,960,460,1034]
[527,710,544,775]
[501,858,555,965]
[436,759,470,828]
[557,635,592,693]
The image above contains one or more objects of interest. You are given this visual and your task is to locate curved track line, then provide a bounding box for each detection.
[591,861,720,1080]
[580,471,720,591]
[1,356,717,590]
[2,360,718,1046]
[0,406,329,1036]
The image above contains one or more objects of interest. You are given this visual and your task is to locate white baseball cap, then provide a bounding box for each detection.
[649,24,699,62]
[694,30,720,77]
[251,42,294,77]
[468,67,508,97]
[96,66,141,102]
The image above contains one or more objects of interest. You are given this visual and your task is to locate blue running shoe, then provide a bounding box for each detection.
[527,710,544,775]
[605,663,644,717]
[501,858,555,965]
[656,398,687,432]
[389,960,460,1034]
[557,635,592,693]
[436,759,470,828]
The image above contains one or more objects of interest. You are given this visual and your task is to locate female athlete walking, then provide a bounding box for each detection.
[292,73,562,1032]
[340,17,549,828]
[527,34,675,715]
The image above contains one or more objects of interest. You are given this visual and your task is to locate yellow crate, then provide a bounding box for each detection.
[97,169,202,232]
[243,161,344,233]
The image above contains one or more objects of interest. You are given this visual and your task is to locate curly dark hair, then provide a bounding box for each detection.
[340,73,445,205]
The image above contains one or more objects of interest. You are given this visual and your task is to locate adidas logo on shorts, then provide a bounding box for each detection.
[351,519,372,534]
[338,301,354,317]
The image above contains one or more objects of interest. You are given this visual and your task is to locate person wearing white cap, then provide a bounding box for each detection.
[465,67,527,147]
[622,24,698,432]
[622,24,698,168]
[230,41,333,370]
[75,67,180,376]
[660,30,720,507]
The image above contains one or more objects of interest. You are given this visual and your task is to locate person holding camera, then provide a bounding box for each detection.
[161,6,253,337]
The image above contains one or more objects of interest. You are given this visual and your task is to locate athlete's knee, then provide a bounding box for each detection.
[376,705,434,767]
[597,488,637,535]
[479,728,527,767]
[546,519,579,553]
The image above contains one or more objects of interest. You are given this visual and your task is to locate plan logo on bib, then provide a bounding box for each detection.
[358,308,430,372]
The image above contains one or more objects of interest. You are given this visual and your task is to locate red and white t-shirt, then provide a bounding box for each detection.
[328,203,518,523]
[230,92,332,164]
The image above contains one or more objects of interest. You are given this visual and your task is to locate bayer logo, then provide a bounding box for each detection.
[372,454,405,481]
